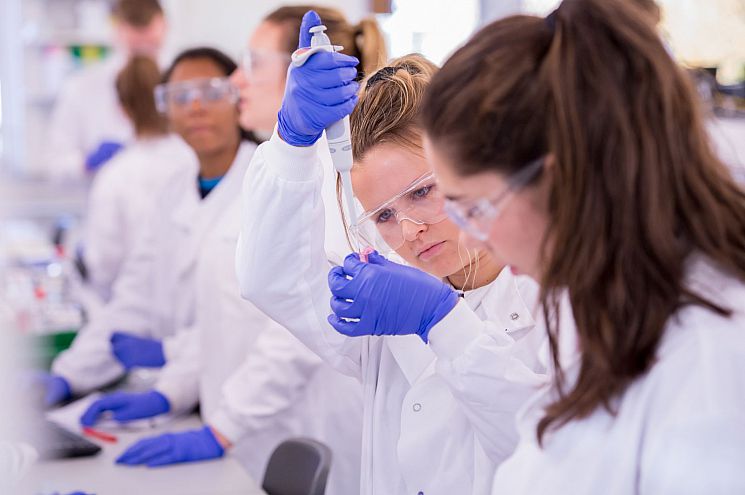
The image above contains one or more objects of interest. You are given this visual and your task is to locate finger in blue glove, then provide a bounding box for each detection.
[277,50,360,147]
[85,140,124,172]
[116,426,224,467]
[298,10,322,49]
[327,251,459,342]
[277,9,360,147]
[45,374,72,407]
[80,390,170,427]
[110,331,166,369]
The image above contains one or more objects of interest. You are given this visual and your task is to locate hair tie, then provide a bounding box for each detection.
[365,63,421,90]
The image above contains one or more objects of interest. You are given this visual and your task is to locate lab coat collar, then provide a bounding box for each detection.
[464,266,537,335]
[170,141,255,231]
[168,141,255,279]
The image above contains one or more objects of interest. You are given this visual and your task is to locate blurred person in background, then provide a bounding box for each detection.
[84,9,386,494]
[82,55,195,304]
[38,48,250,412]
[45,0,168,179]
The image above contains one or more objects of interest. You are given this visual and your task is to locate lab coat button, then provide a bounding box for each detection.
[510,312,520,320]
[413,403,422,412]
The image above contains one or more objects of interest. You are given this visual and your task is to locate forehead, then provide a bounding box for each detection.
[249,21,286,52]
[423,134,506,200]
[169,58,225,84]
[352,142,431,211]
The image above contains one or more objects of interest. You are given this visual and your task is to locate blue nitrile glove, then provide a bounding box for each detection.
[116,425,224,467]
[85,140,124,172]
[276,10,360,146]
[327,251,460,343]
[30,372,72,408]
[80,390,170,426]
[110,331,166,369]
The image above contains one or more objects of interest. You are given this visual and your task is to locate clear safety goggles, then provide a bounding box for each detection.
[154,77,238,113]
[241,49,291,80]
[443,156,545,241]
[350,172,449,254]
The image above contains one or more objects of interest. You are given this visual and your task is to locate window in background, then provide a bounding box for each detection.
[378,0,479,65]
[523,0,744,84]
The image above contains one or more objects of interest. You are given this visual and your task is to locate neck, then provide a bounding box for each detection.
[446,249,503,291]
[198,140,240,179]
[136,129,163,140]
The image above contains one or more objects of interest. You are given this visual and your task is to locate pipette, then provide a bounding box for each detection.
[291,25,362,253]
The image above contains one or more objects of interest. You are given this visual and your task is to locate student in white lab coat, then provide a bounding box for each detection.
[93,6,384,495]
[80,10,382,494]
[419,0,745,493]
[84,55,195,303]
[237,11,547,495]
[45,0,168,179]
[39,47,252,410]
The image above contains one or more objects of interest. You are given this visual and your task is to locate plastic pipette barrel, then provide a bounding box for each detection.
[291,24,365,255]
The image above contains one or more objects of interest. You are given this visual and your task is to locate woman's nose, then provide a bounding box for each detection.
[400,218,426,242]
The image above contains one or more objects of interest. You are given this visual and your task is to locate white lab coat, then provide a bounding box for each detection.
[52,142,256,395]
[147,139,363,495]
[236,130,547,495]
[84,134,196,303]
[492,256,745,494]
[205,325,364,495]
[46,54,133,179]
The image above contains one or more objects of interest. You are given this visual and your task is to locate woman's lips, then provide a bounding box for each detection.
[417,241,446,261]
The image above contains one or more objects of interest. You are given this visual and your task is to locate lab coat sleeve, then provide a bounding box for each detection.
[428,300,550,465]
[235,129,363,380]
[152,326,201,415]
[641,414,745,494]
[207,326,324,444]
[84,164,128,302]
[639,328,745,495]
[45,76,86,178]
[51,213,159,395]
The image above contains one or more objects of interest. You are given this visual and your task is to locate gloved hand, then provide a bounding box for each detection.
[327,251,459,343]
[276,10,360,146]
[116,425,225,467]
[80,390,170,427]
[30,372,72,408]
[110,331,166,369]
[85,140,124,172]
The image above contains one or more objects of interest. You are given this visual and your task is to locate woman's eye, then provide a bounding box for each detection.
[205,87,224,101]
[465,204,482,220]
[375,208,394,223]
[411,185,432,200]
[172,93,190,106]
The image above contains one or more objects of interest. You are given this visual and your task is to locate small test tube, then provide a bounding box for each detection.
[359,246,374,263]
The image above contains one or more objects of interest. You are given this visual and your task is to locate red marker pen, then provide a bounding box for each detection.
[82,426,118,443]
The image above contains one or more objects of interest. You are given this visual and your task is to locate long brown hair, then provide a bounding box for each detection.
[116,55,167,137]
[264,5,387,79]
[422,0,745,444]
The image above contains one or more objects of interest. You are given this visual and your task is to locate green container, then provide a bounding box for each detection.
[25,330,78,370]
